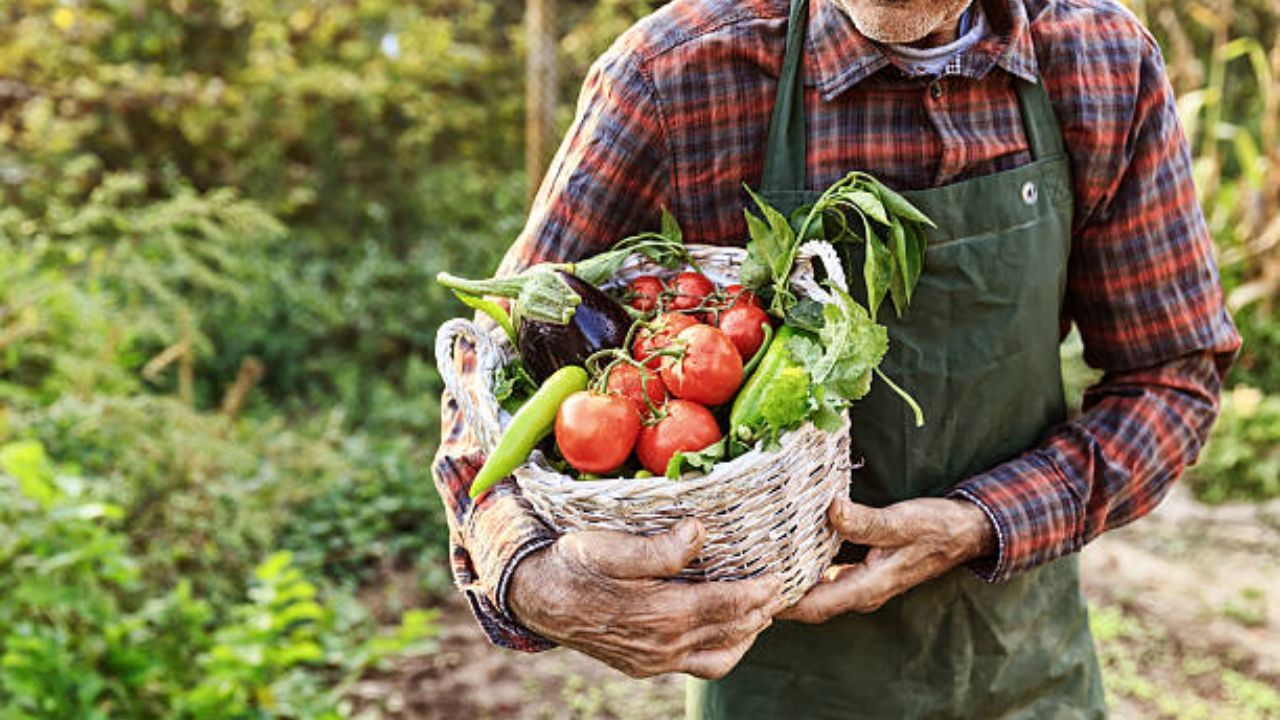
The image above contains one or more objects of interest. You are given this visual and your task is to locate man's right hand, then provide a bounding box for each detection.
[508,518,784,680]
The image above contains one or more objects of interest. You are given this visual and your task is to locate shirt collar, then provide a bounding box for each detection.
[803,0,1040,100]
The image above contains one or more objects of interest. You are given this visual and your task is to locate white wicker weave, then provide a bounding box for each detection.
[435,242,852,603]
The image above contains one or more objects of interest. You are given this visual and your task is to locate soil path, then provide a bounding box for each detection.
[351,485,1280,719]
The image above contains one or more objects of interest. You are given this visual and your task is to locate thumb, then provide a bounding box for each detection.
[582,518,706,579]
[830,498,904,546]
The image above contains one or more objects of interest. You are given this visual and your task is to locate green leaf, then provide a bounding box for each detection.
[845,190,889,225]
[572,218,693,284]
[665,438,726,479]
[874,182,936,227]
[789,206,826,241]
[889,263,908,318]
[899,221,924,297]
[0,440,59,508]
[816,286,889,402]
[784,297,826,333]
[862,224,893,319]
[785,332,824,371]
[810,387,845,432]
[660,206,683,246]
[744,186,798,279]
[740,251,770,291]
[493,360,537,413]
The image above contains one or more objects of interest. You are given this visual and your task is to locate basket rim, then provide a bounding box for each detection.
[514,414,851,497]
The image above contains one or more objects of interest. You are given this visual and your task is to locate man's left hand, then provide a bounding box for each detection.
[779,497,996,624]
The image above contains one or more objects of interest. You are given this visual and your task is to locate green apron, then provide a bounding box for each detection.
[687,0,1107,717]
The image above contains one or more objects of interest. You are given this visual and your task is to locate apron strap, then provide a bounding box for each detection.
[1014,78,1066,160]
[761,0,1067,190]
[760,0,810,194]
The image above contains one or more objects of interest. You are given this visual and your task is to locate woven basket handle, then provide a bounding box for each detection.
[434,318,506,455]
[796,240,848,295]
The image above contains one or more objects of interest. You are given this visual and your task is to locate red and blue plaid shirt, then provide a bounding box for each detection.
[432,0,1240,651]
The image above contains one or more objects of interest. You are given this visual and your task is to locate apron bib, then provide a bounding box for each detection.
[687,0,1106,717]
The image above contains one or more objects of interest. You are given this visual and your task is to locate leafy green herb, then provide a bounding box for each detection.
[573,208,693,285]
[437,211,692,325]
[665,438,726,479]
[742,185,802,315]
[492,359,538,414]
[741,171,934,321]
[784,297,825,333]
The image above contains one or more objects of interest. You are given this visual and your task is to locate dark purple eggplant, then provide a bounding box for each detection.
[517,272,631,381]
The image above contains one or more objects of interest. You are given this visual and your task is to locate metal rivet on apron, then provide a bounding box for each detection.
[929,82,943,100]
[1021,181,1038,205]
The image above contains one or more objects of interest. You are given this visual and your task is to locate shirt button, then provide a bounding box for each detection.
[929,82,943,100]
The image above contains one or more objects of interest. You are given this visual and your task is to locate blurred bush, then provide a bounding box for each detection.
[0,439,436,718]
[1191,385,1280,504]
[1128,0,1280,501]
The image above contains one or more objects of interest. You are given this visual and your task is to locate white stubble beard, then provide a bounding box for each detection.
[831,0,974,45]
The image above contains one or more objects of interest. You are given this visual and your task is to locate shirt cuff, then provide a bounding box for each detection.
[461,486,560,649]
[947,451,1083,582]
[459,582,557,652]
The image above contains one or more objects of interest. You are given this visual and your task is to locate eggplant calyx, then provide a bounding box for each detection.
[436,267,580,325]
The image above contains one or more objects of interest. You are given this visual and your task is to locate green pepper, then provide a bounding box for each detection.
[728,324,812,446]
[469,365,588,498]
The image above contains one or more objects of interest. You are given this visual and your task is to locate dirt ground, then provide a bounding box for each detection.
[349,485,1280,719]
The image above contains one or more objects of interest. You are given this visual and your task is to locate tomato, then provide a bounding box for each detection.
[627,275,665,313]
[722,284,763,310]
[660,324,743,406]
[637,399,723,475]
[604,363,667,415]
[555,391,641,474]
[669,272,715,312]
[716,304,771,360]
[632,312,700,370]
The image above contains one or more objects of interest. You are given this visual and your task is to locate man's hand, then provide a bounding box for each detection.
[508,518,785,679]
[779,497,995,624]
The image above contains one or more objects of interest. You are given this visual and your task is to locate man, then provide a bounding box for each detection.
[432,0,1240,716]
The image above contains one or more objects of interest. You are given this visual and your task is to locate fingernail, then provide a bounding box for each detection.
[832,498,848,525]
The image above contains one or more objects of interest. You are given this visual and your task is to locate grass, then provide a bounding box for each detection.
[1090,603,1280,719]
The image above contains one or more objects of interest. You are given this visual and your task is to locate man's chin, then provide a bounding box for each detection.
[837,0,969,44]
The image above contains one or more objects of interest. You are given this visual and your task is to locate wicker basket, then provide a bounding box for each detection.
[435,241,853,603]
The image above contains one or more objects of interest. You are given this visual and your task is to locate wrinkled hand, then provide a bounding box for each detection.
[509,518,785,679]
[779,497,995,624]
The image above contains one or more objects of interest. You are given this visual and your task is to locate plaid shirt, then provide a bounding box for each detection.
[431,0,1240,651]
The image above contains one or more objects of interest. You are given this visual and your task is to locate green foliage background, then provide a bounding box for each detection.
[0,0,1275,716]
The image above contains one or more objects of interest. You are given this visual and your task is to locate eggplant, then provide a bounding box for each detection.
[517,271,631,381]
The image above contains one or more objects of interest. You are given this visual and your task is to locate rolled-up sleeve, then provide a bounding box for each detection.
[430,44,668,649]
[950,29,1240,581]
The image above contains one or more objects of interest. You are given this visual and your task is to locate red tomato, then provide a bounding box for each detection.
[669,272,715,312]
[660,324,743,406]
[604,363,667,415]
[637,400,723,475]
[722,284,764,310]
[555,391,641,474]
[717,305,771,360]
[627,275,665,313]
[632,312,700,370]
